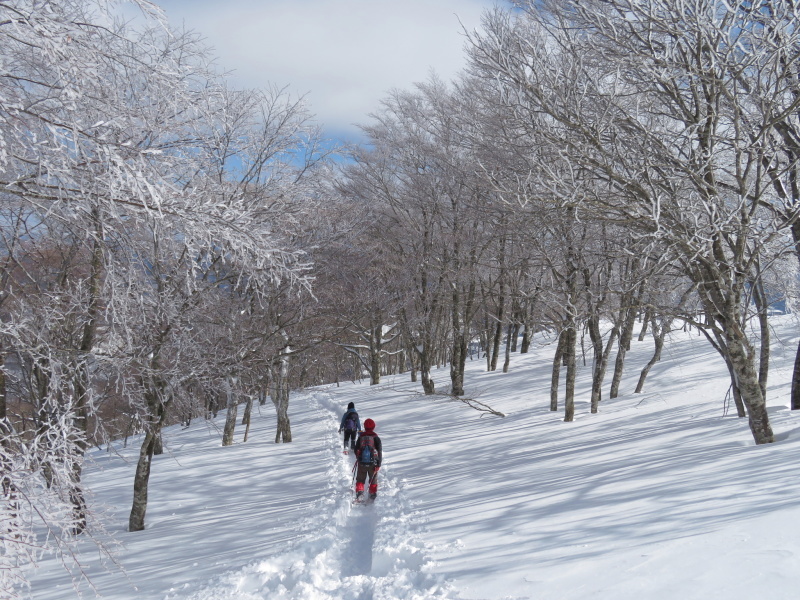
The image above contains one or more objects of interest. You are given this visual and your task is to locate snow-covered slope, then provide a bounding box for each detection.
[29,316,800,600]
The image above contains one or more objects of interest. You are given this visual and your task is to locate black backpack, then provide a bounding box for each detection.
[344,411,358,432]
[359,435,377,466]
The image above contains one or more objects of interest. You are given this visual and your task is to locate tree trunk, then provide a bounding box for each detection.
[369,324,382,385]
[550,331,566,411]
[490,318,503,371]
[222,378,238,447]
[450,331,468,396]
[273,386,291,443]
[727,337,774,443]
[450,278,476,397]
[153,432,164,456]
[68,210,103,534]
[634,316,670,394]
[520,323,531,353]
[587,315,618,414]
[0,346,6,429]
[128,391,167,532]
[609,294,641,399]
[637,307,653,342]
[751,273,770,400]
[420,354,436,395]
[564,324,577,423]
[68,450,87,535]
[564,222,580,422]
[790,220,800,409]
[272,346,292,443]
[490,235,507,372]
[483,321,492,371]
[722,353,747,418]
[242,396,253,443]
[792,338,800,410]
[400,316,419,383]
[503,323,512,373]
[128,428,158,532]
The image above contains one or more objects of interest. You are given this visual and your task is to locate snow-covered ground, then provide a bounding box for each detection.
[27,315,800,599]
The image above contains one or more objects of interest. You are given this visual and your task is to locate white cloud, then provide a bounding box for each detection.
[153,0,499,139]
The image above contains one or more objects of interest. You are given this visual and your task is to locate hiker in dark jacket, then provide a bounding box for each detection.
[354,418,382,500]
[338,402,361,452]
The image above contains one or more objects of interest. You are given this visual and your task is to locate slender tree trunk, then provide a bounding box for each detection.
[0,346,18,536]
[635,316,669,394]
[483,322,492,371]
[520,323,531,353]
[420,345,436,395]
[450,332,467,396]
[0,346,6,429]
[587,315,618,414]
[503,323,512,373]
[222,377,238,447]
[751,274,770,400]
[273,385,291,443]
[550,331,566,411]
[450,279,476,396]
[153,432,164,456]
[451,288,466,396]
[242,396,253,442]
[564,324,577,422]
[490,318,503,371]
[67,210,104,534]
[129,428,158,532]
[792,338,800,410]
[790,220,800,409]
[272,347,292,442]
[610,287,643,399]
[637,307,653,342]
[490,235,507,371]
[400,313,420,384]
[370,324,382,385]
[129,390,168,532]
[721,353,747,418]
[564,220,580,422]
[0,395,14,533]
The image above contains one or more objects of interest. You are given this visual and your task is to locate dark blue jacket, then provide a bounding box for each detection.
[339,409,361,432]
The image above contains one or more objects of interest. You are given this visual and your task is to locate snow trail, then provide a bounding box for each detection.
[182,389,456,600]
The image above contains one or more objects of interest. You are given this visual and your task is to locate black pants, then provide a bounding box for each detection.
[343,429,357,449]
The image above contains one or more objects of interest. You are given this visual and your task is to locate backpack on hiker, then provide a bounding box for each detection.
[358,435,377,466]
[344,411,359,432]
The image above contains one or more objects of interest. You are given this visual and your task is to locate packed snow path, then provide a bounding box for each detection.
[181,390,456,600]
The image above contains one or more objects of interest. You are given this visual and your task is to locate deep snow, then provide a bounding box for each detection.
[27,315,800,599]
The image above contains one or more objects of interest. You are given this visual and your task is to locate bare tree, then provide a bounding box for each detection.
[468,0,800,444]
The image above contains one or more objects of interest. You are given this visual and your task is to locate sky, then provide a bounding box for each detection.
[26,314,800,599]
[149,0,504,142]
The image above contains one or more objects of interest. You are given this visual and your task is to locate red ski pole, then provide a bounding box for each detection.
[368,466,379,490]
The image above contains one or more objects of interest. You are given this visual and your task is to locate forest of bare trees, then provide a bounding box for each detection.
[3,0,800,596]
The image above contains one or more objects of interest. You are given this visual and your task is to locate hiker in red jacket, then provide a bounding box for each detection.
[354,418,382,500]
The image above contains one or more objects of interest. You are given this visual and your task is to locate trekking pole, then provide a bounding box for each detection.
[368,465,379,488]
[351,459,357,486]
